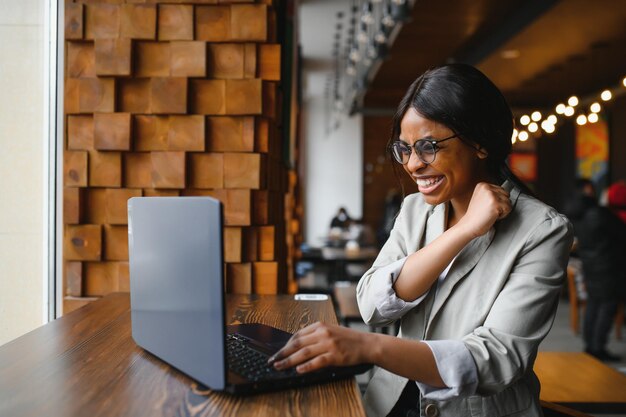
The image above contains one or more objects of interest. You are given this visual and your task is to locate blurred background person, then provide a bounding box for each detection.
[565,179,626,361]
[330,207,353,230]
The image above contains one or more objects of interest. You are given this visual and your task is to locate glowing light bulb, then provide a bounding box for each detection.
[588,113,599,123]
[518,131,529,142]
[541,120,551,131]
[547,115,557,124]
[528,122,538,133]
[531,111,542,122]
[568,96,579,106]
[601,89,612,101]
[512,128,518,138]
[564,106,575,117]
[576,114,587,125]
[623,76,626,87]
[520,115,530,125]
[555,103,566,114]
[544,124,555,134]
[590,102,601,113]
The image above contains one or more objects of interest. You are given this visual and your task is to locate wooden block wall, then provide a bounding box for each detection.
[63,0,290,314]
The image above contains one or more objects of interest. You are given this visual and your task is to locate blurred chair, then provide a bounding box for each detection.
[332,281,398,335]
[540,401,592,417]
[566,266,623,339]
[333,281,363,327]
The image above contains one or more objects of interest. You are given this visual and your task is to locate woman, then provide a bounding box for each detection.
[269,64,573,417]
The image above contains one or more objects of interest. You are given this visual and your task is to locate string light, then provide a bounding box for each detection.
[512,77,622,146]
[555,103,566,114]
[518,131,529,141]
[590,102,601,113]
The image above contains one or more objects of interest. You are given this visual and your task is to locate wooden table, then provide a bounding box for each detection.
[0,293,366,417]
[535,351,626,414]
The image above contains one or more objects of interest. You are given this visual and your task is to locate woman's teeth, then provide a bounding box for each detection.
[415,176,443,187]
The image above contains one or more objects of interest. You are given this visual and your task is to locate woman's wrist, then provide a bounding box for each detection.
[448,220,478,243]
[363,332,384,365]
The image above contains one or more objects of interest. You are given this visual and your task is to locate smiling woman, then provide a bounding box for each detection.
[270,64,573,417]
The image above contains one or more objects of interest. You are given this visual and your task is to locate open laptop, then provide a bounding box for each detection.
[128,196,371,394]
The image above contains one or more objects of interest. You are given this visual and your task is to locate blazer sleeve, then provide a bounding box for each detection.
[462,214,573,395]
[357,196,423,326]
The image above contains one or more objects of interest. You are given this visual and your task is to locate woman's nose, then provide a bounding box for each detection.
[406,150,426,172]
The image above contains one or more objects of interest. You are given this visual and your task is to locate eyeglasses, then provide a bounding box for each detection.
[390,134,460,165]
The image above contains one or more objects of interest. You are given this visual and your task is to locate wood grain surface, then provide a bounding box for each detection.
[535,352,626,413]
[0,293,366,417]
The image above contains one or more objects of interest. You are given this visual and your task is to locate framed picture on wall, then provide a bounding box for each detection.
[576,114,609,188]
[509,152,537,182]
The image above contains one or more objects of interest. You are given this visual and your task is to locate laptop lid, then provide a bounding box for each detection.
[128,197,226,390]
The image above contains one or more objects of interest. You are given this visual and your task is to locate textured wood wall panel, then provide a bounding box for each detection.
[158,5,194,41]
[65,262,83,297]
[195,6,230,42]
[190,79,226,114]
[67,42,95,78]
[150,77,187,114]
[65,225,102,261]
[88,151,121,187]
[171,41,207,77]
[85,4,120,40]
[94,112,131,150]
[94,38,132,76]
[63,0,291,313]
[65,3,84,40]
[120,4,156,40]
[118,79,151,113]
[63,187,84,225]
[67,115,94,150]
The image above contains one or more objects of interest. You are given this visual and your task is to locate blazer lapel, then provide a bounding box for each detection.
[424,181,520,333]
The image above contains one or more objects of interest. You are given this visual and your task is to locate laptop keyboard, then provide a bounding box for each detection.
[226,333,298,382]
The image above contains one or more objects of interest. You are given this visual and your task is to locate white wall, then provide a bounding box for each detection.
[0,0,46,346]
[303,96,363,246]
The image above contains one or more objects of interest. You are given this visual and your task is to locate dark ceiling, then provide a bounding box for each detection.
[363,0,626,111]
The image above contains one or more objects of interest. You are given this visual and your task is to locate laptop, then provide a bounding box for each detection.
[128,196,371,394]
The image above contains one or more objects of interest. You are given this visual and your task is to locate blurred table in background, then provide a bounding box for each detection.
[321,246,378,284]
[535,352,626,414]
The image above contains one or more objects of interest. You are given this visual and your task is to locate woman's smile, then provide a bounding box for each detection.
[413,175,445,194]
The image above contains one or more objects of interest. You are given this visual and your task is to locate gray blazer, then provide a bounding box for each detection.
[357,182,573,417]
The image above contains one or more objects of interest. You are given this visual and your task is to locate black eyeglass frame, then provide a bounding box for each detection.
[390,133,460,165]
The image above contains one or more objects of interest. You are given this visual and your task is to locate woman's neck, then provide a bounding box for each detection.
[447,175,497,229]
[447,194,472,229]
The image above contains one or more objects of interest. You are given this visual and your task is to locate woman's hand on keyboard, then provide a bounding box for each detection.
[268,322,370,373]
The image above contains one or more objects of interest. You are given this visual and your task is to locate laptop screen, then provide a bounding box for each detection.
[128,197,226,390]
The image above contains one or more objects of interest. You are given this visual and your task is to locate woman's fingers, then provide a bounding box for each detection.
[295,353,334,373]
[268,323,325,364]
[273,340,325,371]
